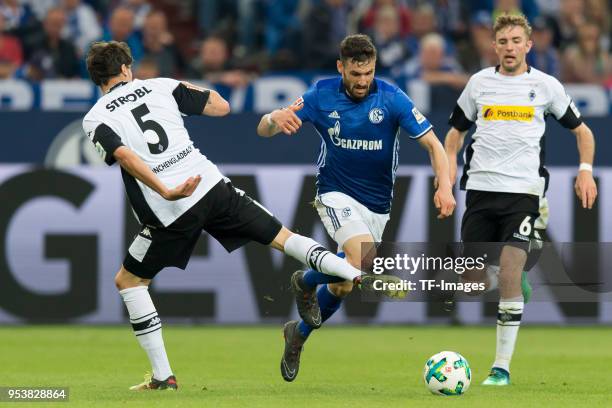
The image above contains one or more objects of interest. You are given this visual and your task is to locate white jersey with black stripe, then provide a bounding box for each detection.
[83,78,223,227]
[456,66,581,196]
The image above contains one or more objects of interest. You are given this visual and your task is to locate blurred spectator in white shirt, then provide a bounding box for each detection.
[60,0,101,56]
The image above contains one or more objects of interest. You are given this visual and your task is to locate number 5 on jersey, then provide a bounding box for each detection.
[131,103,169,154]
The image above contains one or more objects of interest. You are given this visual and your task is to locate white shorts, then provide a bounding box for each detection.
[315,191,390,249]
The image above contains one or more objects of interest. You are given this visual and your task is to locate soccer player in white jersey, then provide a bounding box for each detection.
[444,14,598,385]
[83,41,390,390]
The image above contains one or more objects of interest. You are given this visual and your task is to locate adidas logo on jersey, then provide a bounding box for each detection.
[328,111,340,119]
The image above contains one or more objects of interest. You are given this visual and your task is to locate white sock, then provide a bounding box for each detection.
[120,286,173,380]
[283,234,361,280]
[493,296,524,372]
[486,265,499,291]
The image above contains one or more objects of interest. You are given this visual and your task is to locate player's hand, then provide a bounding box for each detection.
[575,170,597,209]
[434,185,456,219]
[162,175,202,201]
[270,107,302,135]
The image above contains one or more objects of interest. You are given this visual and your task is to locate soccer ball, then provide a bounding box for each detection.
[423,351,471,396]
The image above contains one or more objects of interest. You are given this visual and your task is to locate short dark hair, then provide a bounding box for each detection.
[86,41,133,86]
[339,34,377,64]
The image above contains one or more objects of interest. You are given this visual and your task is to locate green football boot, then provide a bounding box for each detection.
[482,367,510,386]
[521,271,532,303]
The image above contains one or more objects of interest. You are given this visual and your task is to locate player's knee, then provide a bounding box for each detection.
[342,236,377,271]
[328,281,353,297]
[270,226,293,252]
[345,250,364,269]
[114,267,149,290]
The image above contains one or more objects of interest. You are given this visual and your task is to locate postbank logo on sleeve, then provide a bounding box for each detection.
[482,106,535,121]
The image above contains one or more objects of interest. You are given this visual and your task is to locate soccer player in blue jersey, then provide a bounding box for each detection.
[257,34,456,381]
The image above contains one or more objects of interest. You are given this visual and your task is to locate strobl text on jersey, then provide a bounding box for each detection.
[105,86,152,112]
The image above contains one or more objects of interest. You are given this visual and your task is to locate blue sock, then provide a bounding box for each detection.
[302,252,347,289]
[297,284,343,338]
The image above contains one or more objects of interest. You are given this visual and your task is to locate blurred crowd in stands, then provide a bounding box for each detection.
[0,0,609,88]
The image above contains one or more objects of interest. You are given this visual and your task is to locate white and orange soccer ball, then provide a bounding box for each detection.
[423,351,471,396]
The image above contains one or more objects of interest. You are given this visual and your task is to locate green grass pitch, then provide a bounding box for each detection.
[1,325,611,407]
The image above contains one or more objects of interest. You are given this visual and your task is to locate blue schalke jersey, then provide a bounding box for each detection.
[294,77,432,214]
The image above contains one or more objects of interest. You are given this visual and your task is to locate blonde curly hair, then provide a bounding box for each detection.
[493,13,532,38]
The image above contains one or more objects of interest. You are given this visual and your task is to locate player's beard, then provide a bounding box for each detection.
[344,80,370,101]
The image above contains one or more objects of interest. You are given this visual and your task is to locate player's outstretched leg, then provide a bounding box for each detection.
[274,228,408,299]
[115,266,177,391]
[274,229,362,281]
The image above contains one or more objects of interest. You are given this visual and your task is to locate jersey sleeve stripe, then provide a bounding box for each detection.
[410,124,433,139]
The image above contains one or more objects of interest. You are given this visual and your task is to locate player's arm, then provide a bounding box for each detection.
[571,123,597,209]
[174,81,230,117]
[202,88,230,116]
[418,130,456,218]
[113,146,201,201]
[547,78,597,209]
[393,89,455,218]
[444,127,468,185]
[257,105,303,137]
[445,101,475,185]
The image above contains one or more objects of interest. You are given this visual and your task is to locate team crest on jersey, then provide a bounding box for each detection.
[528,89,536,101]
[368,108,384,124]
[341,207,352,218]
